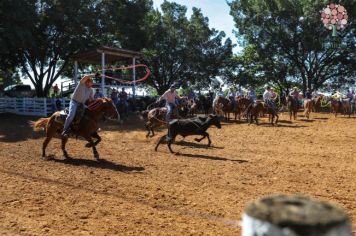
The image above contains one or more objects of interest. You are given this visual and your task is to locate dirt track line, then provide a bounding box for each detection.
[0,168,241,228]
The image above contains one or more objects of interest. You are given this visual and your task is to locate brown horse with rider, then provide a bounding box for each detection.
[31,98,120,159]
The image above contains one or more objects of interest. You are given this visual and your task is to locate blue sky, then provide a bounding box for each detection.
[152,0,241,53]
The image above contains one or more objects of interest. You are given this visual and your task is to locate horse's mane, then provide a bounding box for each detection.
[217,96,230,104]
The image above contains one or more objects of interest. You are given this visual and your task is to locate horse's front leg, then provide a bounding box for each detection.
[204,132,211,146]
[275,114,279,125]
[194,133,206,143]
[145,122,151,138]
[61,136,70,159]
[84,135,99,159]
[85,132,101,147]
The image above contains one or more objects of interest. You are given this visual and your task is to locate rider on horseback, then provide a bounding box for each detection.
[62,75,94,138]
[228,88,236,111]
[346,88,353,102]
[305,88,312,99]
[263,86,277,112]
[247,87,256,102]
[159,85,181,122]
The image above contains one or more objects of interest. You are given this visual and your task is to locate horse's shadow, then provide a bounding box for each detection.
[48,157,145,173]
[258,123,307,128]
[277,120,293,124]
[175,152,248,163]
[313,117,329,120]
[175,140,224,149]
[299,119,315,122]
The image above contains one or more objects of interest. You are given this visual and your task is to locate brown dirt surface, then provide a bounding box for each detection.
[0,112,355,235]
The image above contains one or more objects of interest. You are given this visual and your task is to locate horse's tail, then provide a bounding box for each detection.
[29,117,50,131]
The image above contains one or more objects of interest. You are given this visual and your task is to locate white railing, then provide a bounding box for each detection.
[0,97,70,117]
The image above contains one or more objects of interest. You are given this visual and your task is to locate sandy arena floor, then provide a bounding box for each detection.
[0,112,355,235]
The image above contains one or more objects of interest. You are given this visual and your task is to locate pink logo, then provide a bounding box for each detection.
[320,3,348,33]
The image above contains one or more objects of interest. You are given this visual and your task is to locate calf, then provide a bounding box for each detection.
[155,114,221,153]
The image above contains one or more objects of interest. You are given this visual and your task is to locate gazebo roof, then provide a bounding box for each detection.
[71,46,142,64]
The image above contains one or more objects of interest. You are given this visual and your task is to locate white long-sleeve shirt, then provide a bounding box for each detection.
[160,90,179,104]
[263,90,273,100]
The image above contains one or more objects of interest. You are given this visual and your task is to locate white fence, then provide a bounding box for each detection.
[0,97,70,117]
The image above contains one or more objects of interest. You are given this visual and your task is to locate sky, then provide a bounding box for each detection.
[152,0,241,53]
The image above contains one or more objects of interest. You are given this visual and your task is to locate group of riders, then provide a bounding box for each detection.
[61,74,355,137]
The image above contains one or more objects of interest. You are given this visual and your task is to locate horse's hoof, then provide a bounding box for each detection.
[94,153,100,159]
[63,151,70,159]
[85,143,91,148]
[194,138,200,142]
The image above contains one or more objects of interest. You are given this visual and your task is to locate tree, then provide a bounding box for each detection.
[229,0,355,94]
[0,0,105,97]
[142,1,232,94]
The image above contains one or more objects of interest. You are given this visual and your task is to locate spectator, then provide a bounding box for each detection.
[53,84,59,96]
[50,94,56,113]
[188,89,196,100]
[111,89,119,105]
[94,88,104,99]
[119,88,128,111]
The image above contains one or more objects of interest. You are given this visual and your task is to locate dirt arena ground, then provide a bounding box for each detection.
[0,112,355,235]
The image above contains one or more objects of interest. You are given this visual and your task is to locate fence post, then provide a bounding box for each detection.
[23,97,26,114]
[242,195,352,236]
[43,98,47,117]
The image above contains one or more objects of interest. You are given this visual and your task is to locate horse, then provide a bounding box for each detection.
[235,97,253,120]
[330,98,342,117]
[351,98,356,115]
[286,95,299,120]
[341,99,351,117]
[142,98,189,137]
[303,96,321,119]
[116,101,128,119]
[187,99,198,117]
[196,95,212,116]
[30,98,120,160]
[247,101,279,125]
[213,96,234,121]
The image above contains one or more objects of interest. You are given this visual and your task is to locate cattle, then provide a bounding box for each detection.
[155,114,221,153]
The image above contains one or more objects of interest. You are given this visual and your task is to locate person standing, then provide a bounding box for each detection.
[111,89,119,106]
[94,88,103,99]
[119,88,128,109]
[53,84,59,96]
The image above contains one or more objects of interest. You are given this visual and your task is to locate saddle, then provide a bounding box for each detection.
[56,104,86,130]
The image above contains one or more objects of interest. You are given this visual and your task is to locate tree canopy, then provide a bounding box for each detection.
[142,1,232,94]
[228,0,355,93]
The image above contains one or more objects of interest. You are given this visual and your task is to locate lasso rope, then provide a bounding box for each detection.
[320,97,330,108]
[87,64,151,84]
[274,93,281,106]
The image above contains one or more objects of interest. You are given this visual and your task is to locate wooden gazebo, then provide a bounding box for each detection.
[70,46,143,96]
